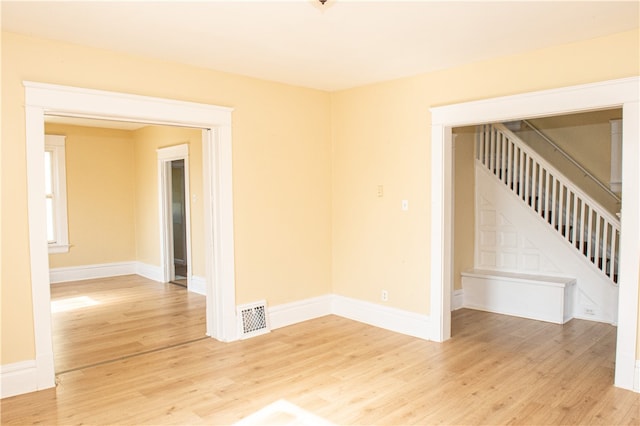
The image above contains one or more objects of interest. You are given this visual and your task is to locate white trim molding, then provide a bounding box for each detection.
[429,77,639,391]
[135,262,164,283]
[1,361,38,399]
[44,134,70,254]
[331,295,430,340]
[268,295,332,330]
[189,275,207,296]
[267,294,429,340]
[23,81,237,395]
[451,289,464,311]
[50,262,137,283]
[635,360,640,392]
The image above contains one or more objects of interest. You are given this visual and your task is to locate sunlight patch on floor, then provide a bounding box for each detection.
[234,399,335,426]
[51,296,100,313]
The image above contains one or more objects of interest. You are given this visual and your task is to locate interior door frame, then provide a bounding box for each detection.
[429,77,639,391]
[158,145,192,286]
[24,81,238,392]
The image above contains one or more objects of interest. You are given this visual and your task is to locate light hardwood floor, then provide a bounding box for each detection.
[50,275,206,373]
[2,276,639,425]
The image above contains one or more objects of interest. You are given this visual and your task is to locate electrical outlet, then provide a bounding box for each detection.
[584,307,595,315]
[381,290,388,302]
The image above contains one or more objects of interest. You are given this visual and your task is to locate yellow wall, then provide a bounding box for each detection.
[453,127,476,291]
[131,125,205,277]
[1,31,332,365]
[330,29,639,315]
[45,124,137,268]
[1,28,638,367]
[44,122,206,277]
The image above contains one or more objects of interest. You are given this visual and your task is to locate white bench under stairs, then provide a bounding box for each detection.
[461,269,576,324]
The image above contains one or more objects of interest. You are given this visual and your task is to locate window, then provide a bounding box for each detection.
[45,135,69,253]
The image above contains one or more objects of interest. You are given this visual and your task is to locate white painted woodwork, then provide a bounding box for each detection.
[21,81,236,396]
[44,135,70,253]
[157,144,192,286]
[475,194,561,274]
[475,164,617,324]
[477,123,620,283]
[461,269,575,324]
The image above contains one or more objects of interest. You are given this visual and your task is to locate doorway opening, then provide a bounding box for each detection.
[157,144,193,290]
[430,77,639,391]
[24,81,237,393]
[171,160,188,287]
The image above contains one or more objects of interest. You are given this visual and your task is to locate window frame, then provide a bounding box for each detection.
[45,134,70,254]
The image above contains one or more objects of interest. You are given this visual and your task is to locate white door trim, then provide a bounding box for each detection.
[157,144,191,285]
[430,76,640,391]
[23,81,237,393]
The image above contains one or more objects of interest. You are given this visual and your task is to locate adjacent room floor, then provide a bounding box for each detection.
[1,276,638,425]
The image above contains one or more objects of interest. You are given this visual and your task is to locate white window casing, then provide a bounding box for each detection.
[45,134,69,253]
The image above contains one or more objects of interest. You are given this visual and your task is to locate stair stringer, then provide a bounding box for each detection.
[475,163,618,324]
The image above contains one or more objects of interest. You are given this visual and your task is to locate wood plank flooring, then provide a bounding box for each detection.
[50,275,206,373]
[2,277,638,425]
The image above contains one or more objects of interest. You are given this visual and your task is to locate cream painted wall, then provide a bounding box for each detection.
[331,29,639,318]
[1,31,332,365]
[132,125,205,277]
[453,127,476,291]
[45,124,136,268]
[1,28,638,367]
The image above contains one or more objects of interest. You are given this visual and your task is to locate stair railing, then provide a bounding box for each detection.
[521,119,621,204]
[476,123,620,283]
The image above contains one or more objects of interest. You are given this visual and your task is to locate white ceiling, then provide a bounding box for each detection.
[2,1,638,92]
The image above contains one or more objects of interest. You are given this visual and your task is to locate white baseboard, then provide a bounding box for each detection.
[1,361,38,398]
[635,360,640,393]
[189,275,206,296]
[49,261,137,283]
[452,289,464,311]
[331,295,430,340]
[269,295,332,330]
[135,262,163,282]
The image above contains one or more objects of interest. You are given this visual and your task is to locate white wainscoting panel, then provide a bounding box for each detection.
[475,164,618,324]
[476,193,561,274]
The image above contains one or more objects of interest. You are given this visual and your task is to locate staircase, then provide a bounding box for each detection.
[476,123,620,285]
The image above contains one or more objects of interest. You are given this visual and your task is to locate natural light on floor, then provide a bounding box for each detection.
[51,296,101,313]
[234,399,335,426]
